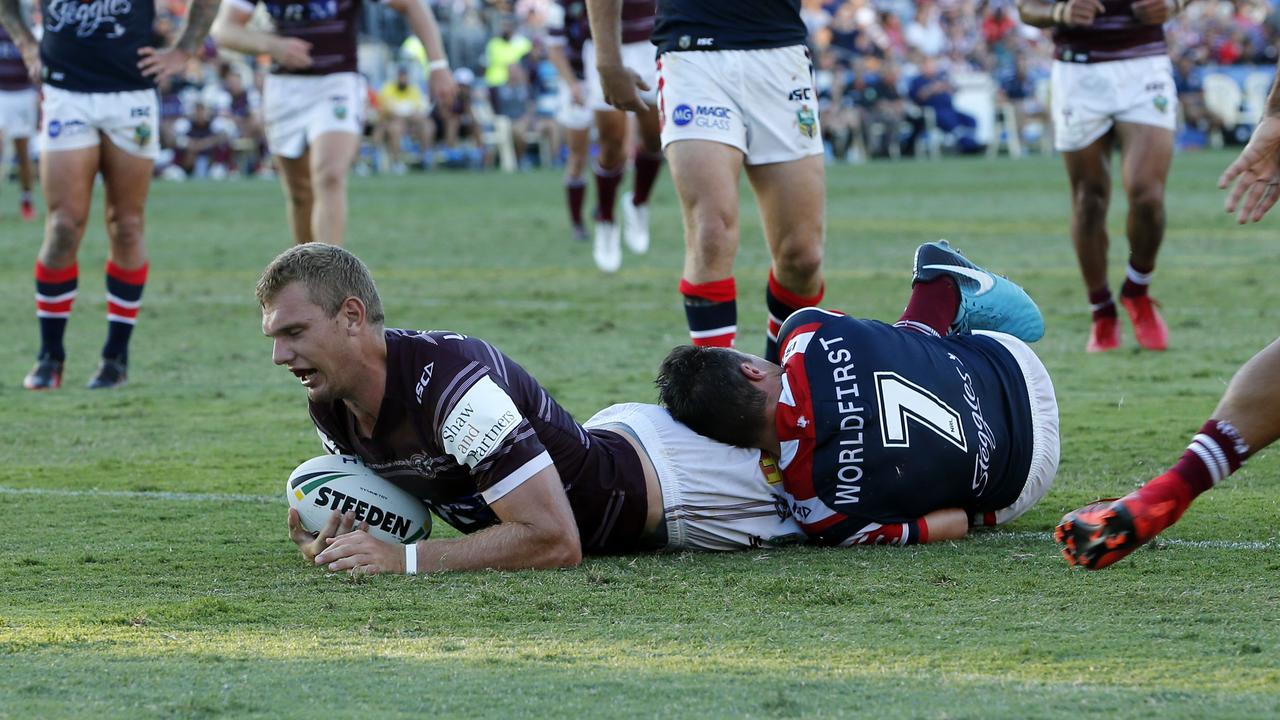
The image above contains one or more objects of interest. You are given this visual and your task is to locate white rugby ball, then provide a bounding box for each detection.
[287,455,431,545]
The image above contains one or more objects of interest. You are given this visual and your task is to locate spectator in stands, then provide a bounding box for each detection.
[174,101,234,179]
[485,18,532,104]
[905,3,946,58]
[378,64,435,173]
[1172,53,1221,144]
[865,61,909,157]
[491,62,539,168]
[998,52,1049,151]
[435,67,483,166]
[908,56,984,154]
[217,66,266,174]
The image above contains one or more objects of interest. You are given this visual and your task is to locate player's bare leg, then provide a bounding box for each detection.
[275,149,315,245]
[25,144,98,390]
[746,154,826,362]
[308,131,360,246]
[1115,121,1173,350]
[1058,338,1280,569]
[564,126,590,242]
[1063,133,1118,352]
[621,104,663,255]
[92,135,154,388]
[668,139,744,349]
[15,136,34,220]
[591,108,627,272]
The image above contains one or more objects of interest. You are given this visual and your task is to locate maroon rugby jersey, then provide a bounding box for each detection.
[0,25,31,91]
[227,0,370,75]
[309,329,650,553]
[619,0,657,44]
[1053,0,1166,64]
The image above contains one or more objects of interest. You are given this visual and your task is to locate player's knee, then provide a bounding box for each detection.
[774,236,824,282]
[313,165,348,193]
[1072,185,1108,218]
[107,212,145,245]
[688,205,736,250]
[45,211,86,261]
[1128,184,1165,217]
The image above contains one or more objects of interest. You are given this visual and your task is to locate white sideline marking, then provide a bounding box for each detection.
[0,485,278,504]
[976,529,1279,551]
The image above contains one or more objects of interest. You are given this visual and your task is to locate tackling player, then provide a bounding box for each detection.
[0,23,36,221]
[1056,71,1280,569]
[544,0,594,243]
[212,0,456,246]
[1018,0,1188,353]
[3,0,221,390]
[657,243,1058,547]
[589,0,825,363]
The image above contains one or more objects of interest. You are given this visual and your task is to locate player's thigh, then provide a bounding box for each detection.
[309,131,359,185]
[40,145,99,258]
[275,149,313,202]
[1115,122,1173,200]
[1061,135,1112,199]
[98,134,154,251]
[745,154,825,256]
[665,138,743,221]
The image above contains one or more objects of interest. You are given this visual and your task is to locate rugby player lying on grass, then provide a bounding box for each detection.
[259,242,1056,573]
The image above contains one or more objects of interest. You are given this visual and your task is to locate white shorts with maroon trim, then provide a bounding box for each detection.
[40,86,159,160]
[263,72,365,159]
[0,87,38,138]
[975,331,1060,526]
[584,403,806,551]
[583,39,658,113]
[657,45,823,165]
[1051,55,1177,153]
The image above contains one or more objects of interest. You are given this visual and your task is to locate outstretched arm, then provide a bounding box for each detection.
[1220,70,1280,223]
[211,1,313,70]
[137,0,222,81]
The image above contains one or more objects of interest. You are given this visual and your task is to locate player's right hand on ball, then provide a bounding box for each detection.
[288,507,354,563]
[1065,0,1105,26]
[271,37,313,70]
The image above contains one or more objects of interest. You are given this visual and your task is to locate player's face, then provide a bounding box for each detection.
[262,282,355,403]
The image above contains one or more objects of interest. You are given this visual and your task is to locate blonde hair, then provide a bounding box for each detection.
[256,243,385,325]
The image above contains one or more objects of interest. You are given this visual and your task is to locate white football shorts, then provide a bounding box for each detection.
[583,39,658,113]
[975,331,1061,526]
[40,85,159,160]
[0,87,38,138]
[1051,54,1177,152]
[556,81,593,130]
[584,403,806,551]
[263,72,365,159]
[657,44,823,165]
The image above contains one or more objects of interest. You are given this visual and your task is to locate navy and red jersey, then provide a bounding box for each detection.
[227,0,371,75]
[773,309,1033,547]
[545,0,589,80]
[309,329,650,553]
[0,25,32,91]
[652,0,807,55]
[40,0,159,92]
[1052,0,1166,64]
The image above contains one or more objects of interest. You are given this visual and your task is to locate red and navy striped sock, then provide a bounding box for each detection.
[630,147,663,207]
[681,277,737,348]
[35,260,77,361]
[593,161,624,224]
[102,260,148,363]
[765,271,823,363]
[565,176,586,228]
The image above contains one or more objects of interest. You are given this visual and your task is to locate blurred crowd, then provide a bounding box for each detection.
[14,0,1280,179]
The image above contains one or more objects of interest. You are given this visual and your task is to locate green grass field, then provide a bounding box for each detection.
[2,150,1278,719]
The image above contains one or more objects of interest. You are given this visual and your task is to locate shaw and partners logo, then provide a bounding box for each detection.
[46,0,133,38]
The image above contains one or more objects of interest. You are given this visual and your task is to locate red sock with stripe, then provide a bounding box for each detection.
[681,277,737,348]
[35,260,78,361]
[1128,419,1250,535]
[765,271,823,363]
[102,260,148,363]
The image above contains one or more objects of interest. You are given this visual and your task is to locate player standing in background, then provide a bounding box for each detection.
[0,23,36,221]
[1018,0,1189,353]
[658,242,1056,547]
[212,0,456,246]
[2,0,221,390]
[544,0,594,243]
[1056,75,1280,569]
[589,0,825,364]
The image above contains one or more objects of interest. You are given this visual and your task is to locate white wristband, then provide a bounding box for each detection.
[404,542,418,575]
[427,59,449,72]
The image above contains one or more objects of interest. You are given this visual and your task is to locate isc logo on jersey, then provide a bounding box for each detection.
[287,454,432,544]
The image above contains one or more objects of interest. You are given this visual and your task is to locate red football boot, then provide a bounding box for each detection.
[1055,480,1186,570]
[1121,295,1168,351]
[20,198,35,221]
[1086,315,1120,353]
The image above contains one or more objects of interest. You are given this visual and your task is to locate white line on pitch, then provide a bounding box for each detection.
[974,529,1279,551]
[0,485,278,504]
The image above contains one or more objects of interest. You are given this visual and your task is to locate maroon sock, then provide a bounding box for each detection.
[593,161,624,223]
[631,147,663,206]
[898,277,960,336]
[566,177,586,227]
[1166,419,1250,496]
[1120,263,1154,299]
[1089,287,1116,320]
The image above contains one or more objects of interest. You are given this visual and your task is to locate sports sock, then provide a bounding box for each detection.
[1120,263,1154,299]
[897,276,959,337]
[35,260,77,362]
[102,260,148,363]
[565,176,586,228]
[765,271,824,363]
[1130,419,1250,534]
[630,147,663,207]
[681,277,737,348]
[21,190,32,203]
[1089,287,1116,320]
[593,160,624,224]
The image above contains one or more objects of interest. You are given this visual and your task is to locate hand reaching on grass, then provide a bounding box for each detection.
[288,508,354,563]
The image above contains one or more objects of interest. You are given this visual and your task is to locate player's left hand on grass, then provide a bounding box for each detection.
[428,67,457,109]
[315,525,406,576]
[137,47,191,82]
[597,63,650,113]
[1219,115,1280,223]
[1131,0,1173,24]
